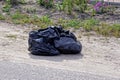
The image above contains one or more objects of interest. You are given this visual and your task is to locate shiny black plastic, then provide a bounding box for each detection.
[28,26,82,56]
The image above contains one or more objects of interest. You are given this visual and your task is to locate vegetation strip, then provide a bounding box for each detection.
[0,0,120,38]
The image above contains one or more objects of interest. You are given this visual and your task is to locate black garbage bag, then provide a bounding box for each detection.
[54,27,82,54]
[54,37,82,54]
[28,27,60,56]
[28,26,82,56]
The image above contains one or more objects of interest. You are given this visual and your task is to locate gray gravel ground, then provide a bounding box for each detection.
[0,61,119,80]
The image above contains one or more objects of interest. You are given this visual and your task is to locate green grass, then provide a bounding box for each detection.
[66,20,80,28]
[37,0,54,8]
[82,18,99,31]
[40,15,52,24]
[0,14,5,20]
[26,7,36,14]
[10,12,53,28]
[11,12,29,20]
[0,11,120,38]
[97,23,120,37]
[6,34,17,39]
[11,12,30,24]
[2,4,11,12]
[57,18,81,28]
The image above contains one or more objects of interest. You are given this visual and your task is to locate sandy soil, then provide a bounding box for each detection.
[0,22,120,79]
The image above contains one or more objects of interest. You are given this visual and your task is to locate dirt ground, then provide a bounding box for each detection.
[0,22,120,79]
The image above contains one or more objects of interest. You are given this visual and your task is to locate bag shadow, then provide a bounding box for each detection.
[28,53,83,62]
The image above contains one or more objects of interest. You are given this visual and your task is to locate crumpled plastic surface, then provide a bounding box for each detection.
[28,26,82,56]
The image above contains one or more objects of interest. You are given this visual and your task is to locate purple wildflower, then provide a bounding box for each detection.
[94,1,103,12]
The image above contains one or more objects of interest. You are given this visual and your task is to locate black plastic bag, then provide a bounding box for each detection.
[28,27,60,56]
[54,37,82,54]
[28,26,82,56]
